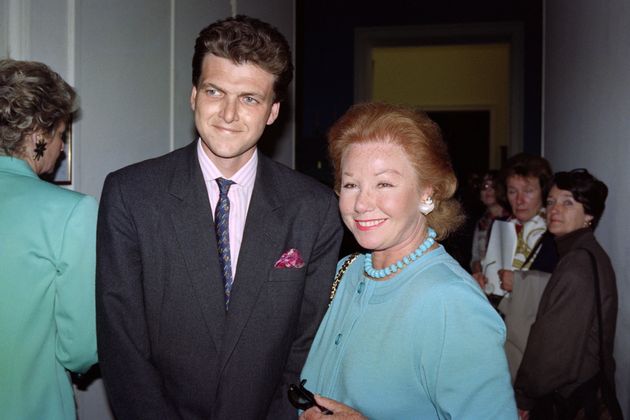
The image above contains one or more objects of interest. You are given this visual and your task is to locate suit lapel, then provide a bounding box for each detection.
[167,143,226,350]
[218,156,284,369]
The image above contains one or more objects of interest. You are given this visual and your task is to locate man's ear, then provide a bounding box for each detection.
[421,186,435,202]
[266,102,280,125]
[190,86,197,111]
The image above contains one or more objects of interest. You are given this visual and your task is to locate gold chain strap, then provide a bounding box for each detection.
[329,253,360,306]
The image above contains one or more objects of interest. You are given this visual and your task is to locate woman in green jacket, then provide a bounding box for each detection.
[0,59,97,419]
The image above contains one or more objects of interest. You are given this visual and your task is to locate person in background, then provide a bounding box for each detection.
[514,169,620,420]
[0,59,98,420]
[298,102,516,419]
[474,153,558,379]
[470,170,510,274]
[96,15,343,419]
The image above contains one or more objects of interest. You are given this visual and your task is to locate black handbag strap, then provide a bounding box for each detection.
[580,248,624,420]
[521,231,546,268]
[328,253,360,306]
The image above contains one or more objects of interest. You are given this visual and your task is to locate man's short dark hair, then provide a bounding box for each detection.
[192,15,293,102]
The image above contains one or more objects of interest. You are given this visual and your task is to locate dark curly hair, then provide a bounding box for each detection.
[191,15,293,102]
[0,59,76,157]
[552,169,608,229]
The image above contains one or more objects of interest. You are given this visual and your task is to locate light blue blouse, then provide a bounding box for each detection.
[301,246,517,419]
[0,157,98,420]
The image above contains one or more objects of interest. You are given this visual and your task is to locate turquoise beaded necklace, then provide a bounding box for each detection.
[363,227,437,279]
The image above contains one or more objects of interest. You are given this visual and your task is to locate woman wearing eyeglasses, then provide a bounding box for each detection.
[470,170,510,275]
[297,103,516,419]
[513,170,620,419]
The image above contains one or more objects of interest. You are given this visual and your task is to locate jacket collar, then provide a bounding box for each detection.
[555,227,594,257]
[0,156,38,179]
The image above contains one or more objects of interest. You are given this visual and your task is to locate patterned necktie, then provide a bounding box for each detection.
[215,177,235,310]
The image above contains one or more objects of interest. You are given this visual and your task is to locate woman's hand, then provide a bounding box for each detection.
[471,260,482,274]
[300,395,367,420]
[498,269,514,292]
[472,272,488,290]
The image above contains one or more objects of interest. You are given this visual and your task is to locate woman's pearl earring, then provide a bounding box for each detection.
[419,197,434,215]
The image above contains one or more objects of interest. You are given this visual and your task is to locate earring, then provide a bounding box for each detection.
[419,196,434,215]
[33,138,47,161]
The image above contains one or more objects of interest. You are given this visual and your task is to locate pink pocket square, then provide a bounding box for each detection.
[274,248,305,269]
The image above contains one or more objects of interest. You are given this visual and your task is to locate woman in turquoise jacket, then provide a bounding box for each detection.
[0,59,97,419]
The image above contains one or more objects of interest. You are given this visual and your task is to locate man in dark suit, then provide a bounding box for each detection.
[96,15,343,419]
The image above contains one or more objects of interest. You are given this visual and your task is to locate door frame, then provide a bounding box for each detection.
[354,22,524,155]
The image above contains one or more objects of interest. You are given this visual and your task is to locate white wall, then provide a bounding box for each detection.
[6,1,294,418]
[543,0,630,415]
[74,0,173,197]
[0,0,8,57]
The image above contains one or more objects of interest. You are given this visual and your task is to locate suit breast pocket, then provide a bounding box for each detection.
[268,267,306,282]
[266,269,306,320]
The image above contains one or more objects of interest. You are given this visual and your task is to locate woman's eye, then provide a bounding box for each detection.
[342,183,357,189]
[377,182,393,188]
[563,200,574,206]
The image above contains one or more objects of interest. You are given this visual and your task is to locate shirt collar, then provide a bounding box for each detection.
[196,139,257,188]
[510,210,546,227]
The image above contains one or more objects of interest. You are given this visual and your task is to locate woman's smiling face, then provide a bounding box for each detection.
[338,141,429,256]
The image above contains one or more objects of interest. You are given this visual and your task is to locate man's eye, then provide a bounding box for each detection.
[243,96,259,104]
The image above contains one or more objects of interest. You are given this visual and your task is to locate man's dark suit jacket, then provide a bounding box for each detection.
[96,142,343,419]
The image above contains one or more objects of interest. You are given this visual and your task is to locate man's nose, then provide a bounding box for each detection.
[219,97,239,123]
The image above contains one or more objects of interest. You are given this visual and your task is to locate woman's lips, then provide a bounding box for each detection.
[355,218,386,231]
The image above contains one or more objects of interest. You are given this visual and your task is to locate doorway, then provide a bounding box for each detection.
[354,22,523,164]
